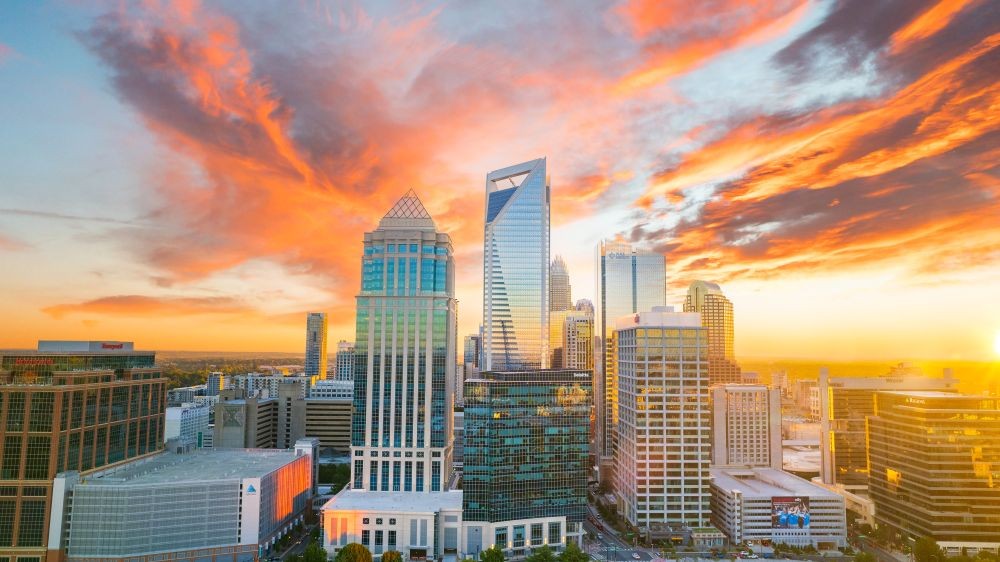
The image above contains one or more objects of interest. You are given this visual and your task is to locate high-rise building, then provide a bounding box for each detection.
[818,367,958,489]
[711,384,782,468]
[563,312,594,371]
[334,340,355,381]
[684,281,741,386]
[574,299,594,314]
[483,158,550,371]
[463,370,591,556]
[613,307,711,528]
[323,190,459,559]
[868,391,1000,550]
[206,371,225,396]
[305,312,329,378]
[549,256,572,312]
[549,310,568,369]
[213,390,278,449]
[0,340,166,557]
[594,240,665,479]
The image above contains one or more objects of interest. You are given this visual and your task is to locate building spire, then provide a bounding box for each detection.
[379,189,435,229]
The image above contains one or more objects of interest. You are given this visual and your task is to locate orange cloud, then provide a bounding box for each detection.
[43,295,251,319]
[614,0,809,94]
[890,0,980,53]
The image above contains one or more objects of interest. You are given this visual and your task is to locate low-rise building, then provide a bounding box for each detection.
[323,491,463,559]
[710,467,847,549]
[310,379,354,400]
[48,444,316,562]
[304,397,351,453]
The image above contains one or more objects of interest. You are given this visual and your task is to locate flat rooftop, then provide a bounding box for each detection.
[322,489,463,513]
[77,449,300,486]
[879,390,967,398]
[711,467,839,498]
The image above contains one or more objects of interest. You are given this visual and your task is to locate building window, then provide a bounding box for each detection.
[548,522,561,545]
[531,524,543,546]
[381,462,390,491]
[375,530,384,554]
[431,461,441,492]
[404,462,413,492]
[362,530,370,546]
[376,518,383,525]
[363,518,370,525]
[416,463,424,492]
[388,530,397,550]
[354,460,364,489]
[17,499,46,546]
[370,461,378,491]
[495,527,508,549]
[513,526,525,549]
[389,519,396,525]
[393,461,401,491]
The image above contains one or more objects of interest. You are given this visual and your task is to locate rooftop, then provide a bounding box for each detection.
[75,449,301,486]
[711,467,839,498]
[322,489,463,513]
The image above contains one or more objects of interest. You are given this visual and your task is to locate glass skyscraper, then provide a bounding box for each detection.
[594,240,665,472]
[483,158,550,371]
[349,190,456,493]
[463,370,591,556]
[305,312,328,378]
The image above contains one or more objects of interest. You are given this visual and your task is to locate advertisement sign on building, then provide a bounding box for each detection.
[772,497,810,529]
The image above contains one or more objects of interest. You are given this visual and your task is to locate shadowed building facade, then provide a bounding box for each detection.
[683,281,741,386]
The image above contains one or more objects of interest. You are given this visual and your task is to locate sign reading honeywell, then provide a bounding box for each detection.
[240,478,262,545]
[37,340,135,352]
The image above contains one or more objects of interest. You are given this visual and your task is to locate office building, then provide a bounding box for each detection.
[48,444,315,561]
[818,366,958,489]
[167,384,204,406]
[562,312,594,371]
[711,385,782,469]
[453,410,464,468]
[464,334,482,372]
[868,391,1000,552]
[213,391,277,449]
[710,466,847,548]
[310,379,353,400]
[304,396,352,453]
[323,190,457,558]
[228,373,315,400]
[335,341,355,381]
[574,299,594,314]
[275,381,306,449]
[683,281,741,386]
[305,312,329,378]
[463,370,591,557]
[594,240,665,480]
[0,341,166,558]
[614,307,711,528]
[550,256,572,312]
[483,158,550,371]
[165,402,211,448]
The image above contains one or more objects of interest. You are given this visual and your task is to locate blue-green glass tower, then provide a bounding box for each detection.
[483,158,550,371]
[349,190,456,493]
[463,370,591,555]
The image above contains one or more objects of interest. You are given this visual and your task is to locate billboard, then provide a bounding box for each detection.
[771,497,810,529]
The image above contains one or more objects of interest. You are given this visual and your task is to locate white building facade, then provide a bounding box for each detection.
[711,385,782,468]
[710,467,847,549]
[164,402,211,448]
[614,307,712,529]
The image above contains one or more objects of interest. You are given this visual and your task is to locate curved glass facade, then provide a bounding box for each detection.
[483,158,550,371]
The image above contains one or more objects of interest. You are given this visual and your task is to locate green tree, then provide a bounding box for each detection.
[854,552,877,562]
[335,543,373,562]
[480,545,505,562]
[914,537,942,562]
[303,541,328,562]
[526,545,557,562]
[559,541,589,562]
[381,551,403,562]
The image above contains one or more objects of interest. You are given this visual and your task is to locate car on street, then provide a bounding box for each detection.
[632,553,641,559]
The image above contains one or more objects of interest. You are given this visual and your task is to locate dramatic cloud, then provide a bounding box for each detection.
[43,295,252,319]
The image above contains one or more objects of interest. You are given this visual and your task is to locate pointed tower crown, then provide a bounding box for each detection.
[379,189,436,229]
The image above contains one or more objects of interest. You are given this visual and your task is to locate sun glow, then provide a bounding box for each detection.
[994,332,1000,357]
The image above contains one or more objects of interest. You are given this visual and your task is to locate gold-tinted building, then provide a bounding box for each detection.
[683,281,741,386]
[0,341,165,561]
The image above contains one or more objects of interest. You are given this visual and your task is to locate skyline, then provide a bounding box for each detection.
[1,1,999,360]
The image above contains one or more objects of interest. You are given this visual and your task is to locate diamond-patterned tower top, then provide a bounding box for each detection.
[378,189,436,229]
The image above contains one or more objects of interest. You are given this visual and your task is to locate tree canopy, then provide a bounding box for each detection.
[480,545,505,562]
[335,543,373,562]
[526,545,557,562]
[559,541,589,562]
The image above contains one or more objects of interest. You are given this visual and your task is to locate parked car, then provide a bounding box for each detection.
[632,553,641,559]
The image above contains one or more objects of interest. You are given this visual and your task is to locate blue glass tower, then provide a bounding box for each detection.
[483,158,550,371]
[349,190,456,493]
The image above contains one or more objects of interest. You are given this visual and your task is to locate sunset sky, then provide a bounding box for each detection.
[1,0,998,360]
